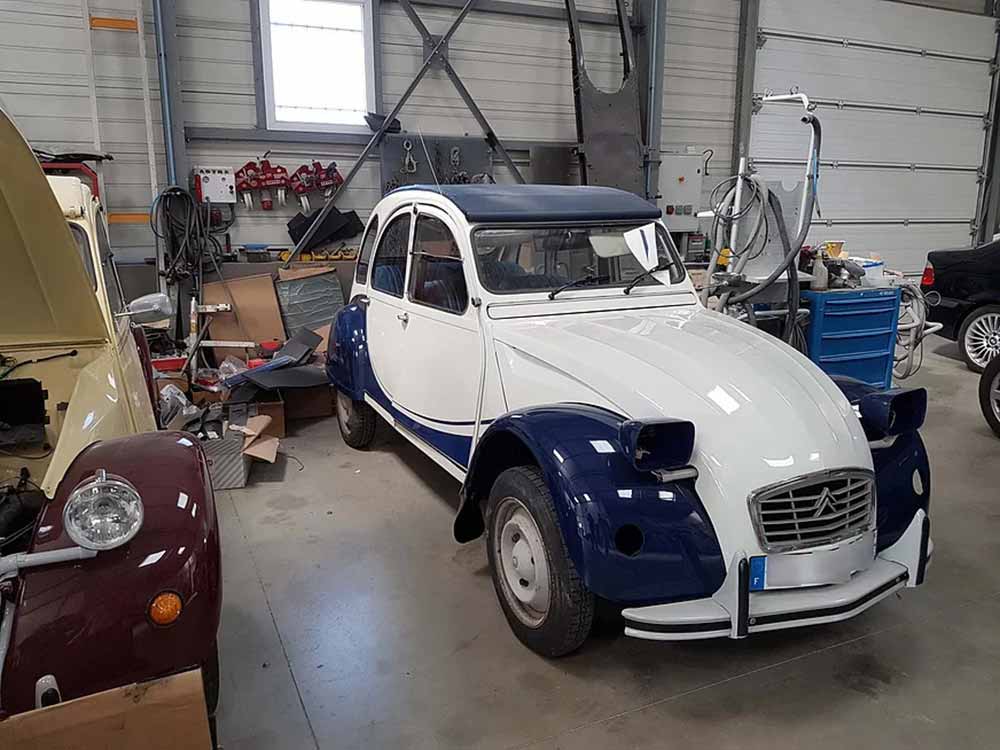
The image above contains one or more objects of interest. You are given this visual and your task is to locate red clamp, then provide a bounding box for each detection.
[312,161,344,198]
[234,160,260,210]
[257,159,290,210]
[289,163,317,213]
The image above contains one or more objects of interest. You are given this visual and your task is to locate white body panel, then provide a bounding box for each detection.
[488,301,870,562]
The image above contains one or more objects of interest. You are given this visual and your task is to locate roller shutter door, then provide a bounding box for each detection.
[750,0,997,273]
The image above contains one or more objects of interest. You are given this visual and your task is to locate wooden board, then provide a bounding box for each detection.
[0,670,212,749]
[202,273,285,362]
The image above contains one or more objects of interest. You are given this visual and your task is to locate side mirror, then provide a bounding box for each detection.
[124,292,174,325]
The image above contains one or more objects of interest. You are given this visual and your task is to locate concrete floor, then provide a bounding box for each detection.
[214,339,1000,750]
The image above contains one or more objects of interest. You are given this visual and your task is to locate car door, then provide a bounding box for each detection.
[395,205,482,467]
[366,206,415,408]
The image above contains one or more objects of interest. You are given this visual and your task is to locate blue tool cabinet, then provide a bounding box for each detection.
[802,287,901,390]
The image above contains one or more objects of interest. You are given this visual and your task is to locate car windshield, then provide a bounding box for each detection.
[471,222,684,295]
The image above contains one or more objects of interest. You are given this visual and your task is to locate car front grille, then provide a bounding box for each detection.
[748,469,875,552]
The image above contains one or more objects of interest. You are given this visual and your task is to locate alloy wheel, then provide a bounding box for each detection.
[965,312,1000,369]
[990,368,1000,425]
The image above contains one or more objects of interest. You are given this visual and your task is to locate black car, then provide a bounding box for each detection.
[922,242,1000,372]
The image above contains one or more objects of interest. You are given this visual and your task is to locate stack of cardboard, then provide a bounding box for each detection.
[152,270,338,490]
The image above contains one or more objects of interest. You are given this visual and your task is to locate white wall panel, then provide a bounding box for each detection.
[753,108,985,166]
[659,0,739,210]
[752,0,997,273]
[0,0,165,263]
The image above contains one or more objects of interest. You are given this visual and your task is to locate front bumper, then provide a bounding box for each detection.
[622,509,931,641]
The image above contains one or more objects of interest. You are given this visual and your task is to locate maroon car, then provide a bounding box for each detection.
[0,106,221,718]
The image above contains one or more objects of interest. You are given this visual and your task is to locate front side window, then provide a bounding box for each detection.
[370,213,411,297]
[68,223,97,290]
[472,223,684,295]
[260,0,374,131]
[409,215,468,314]
[355,214,379,284]
[97,214,125,313]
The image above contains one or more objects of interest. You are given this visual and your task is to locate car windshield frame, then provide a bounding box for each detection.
[469,220,685,296]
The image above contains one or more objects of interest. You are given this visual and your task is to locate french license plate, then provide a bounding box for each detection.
[748,530,876,592]
[749,556,767,591]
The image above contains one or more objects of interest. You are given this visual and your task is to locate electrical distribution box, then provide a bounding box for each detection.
[659,154,705,233]
[192,166,237,204]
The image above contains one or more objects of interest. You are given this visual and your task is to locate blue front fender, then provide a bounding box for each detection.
[458,405,726,605]
[831,376,931,550]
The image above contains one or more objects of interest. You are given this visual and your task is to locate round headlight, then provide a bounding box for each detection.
[63,469,144,551]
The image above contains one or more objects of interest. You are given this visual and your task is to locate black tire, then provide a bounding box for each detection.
[485,466,594,657]
[202,639,220,717]
[336,389,377,449]
[980,356,1000,439]
[958,305,1000,373]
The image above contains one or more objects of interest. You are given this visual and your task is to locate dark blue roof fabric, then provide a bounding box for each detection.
[390,184,662,223]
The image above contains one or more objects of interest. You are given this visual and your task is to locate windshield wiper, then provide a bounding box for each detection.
[623,260,675,295]
[548,273,609,300]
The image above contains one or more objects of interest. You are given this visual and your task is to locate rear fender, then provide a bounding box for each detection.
[457,404,725,604]
[326,300,369,401]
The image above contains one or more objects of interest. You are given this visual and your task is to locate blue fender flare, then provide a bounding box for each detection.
[831,376,931,550]
[456,404,726,605]
[326,299,369,401]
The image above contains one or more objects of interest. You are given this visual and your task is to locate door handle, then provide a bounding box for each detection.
[396,312,409,323]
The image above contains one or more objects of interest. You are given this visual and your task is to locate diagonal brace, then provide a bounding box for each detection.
[396,0,526,185]
[283,0,478,268]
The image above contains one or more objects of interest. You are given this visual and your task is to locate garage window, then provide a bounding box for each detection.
[355,215,379,284]
[259,0,375,132]
[371,213,411,297]
[409,216,468,314]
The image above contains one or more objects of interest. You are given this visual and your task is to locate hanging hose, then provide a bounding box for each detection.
[701,113,822,351]
[894,281,943,379]
[728,115,821,304]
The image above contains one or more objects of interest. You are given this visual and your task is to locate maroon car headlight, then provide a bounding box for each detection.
[62,469,144,550]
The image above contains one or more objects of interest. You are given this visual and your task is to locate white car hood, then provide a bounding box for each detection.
[491,304,873,557]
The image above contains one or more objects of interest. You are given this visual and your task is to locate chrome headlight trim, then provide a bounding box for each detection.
[62,469,144,551]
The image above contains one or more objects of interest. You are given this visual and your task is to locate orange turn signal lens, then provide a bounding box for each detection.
[149,592,183,626]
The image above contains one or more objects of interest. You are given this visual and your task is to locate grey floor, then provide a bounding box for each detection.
[214,339,1000,750]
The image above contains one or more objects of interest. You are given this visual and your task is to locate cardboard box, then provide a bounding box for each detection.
[223,394,285,438]
[282,384,334,420]
[0,670,212,750]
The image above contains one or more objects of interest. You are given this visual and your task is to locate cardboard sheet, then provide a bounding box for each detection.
[230,415,280,463]
[277,265,338,281]
[0,670,212,749]
[202,273,286,362]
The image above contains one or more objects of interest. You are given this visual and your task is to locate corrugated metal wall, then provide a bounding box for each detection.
[751,0,996,273]
[0,0,165,264]
[1,0,742,262]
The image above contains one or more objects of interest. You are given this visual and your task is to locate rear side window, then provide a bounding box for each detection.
[355,214,379,284]
[409,215,468,314]
[371,213,411,297]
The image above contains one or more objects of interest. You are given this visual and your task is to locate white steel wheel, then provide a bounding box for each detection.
[961,308,1000,372]
[484,466,594,657]
[336,390,354,435]
[336,390,377,449]
[494,498,551,628]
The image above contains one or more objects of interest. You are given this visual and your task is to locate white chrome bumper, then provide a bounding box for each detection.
[622,509,931,641]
